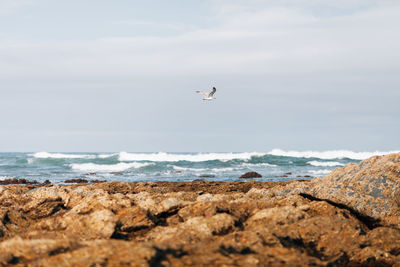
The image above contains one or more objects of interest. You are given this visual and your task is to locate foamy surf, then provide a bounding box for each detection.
[268,149,399,160]
[32,152,116,159]
[308,169,332,176]
[118,152,264,162]
[3,150,396,183]
[0,176,14,180]
[241,163,277,167]
[307,161,345,167]
[33,152,97,159]
[70,162,153,172]
[170,165,237,172]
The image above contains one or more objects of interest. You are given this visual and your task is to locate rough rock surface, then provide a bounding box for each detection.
[271,152,400,227]
[0,153,399,266]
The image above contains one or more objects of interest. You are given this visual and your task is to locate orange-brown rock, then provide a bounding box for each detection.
[273,152,400,227]
[0,153,399,266]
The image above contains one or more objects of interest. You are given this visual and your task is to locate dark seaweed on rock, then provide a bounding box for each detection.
[0,178,38,185]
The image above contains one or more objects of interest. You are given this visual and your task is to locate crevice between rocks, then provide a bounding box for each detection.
[218,245,255,256]
[299,193,381,230]
[147,209,180,226]
[273,234,325,260]
[148,247,187,267]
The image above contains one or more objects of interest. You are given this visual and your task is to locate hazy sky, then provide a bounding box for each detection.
[1,0,399,152]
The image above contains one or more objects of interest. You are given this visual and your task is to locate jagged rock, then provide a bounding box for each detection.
[240,172,262,179]
[0,153,399,265]
[272,153,400,226]
[245,205,309,227]
[117,206,154,232]
[147,213,236,244]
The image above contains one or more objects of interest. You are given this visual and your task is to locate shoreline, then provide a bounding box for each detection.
[0,153,399,266]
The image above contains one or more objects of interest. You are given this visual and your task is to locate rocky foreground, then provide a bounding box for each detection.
[0,154,399,266]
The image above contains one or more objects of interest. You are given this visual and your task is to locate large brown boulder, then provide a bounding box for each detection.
[273,153,400,227]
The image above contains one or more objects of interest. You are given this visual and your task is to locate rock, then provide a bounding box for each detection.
[198,175,216,178]
[245,205,308,227]
[62,209,117,239]
[147,213,236,244]
[0,154,399,265]
[90,179,107,183]
[117,206,154,232]
[240,172,262,179]
[63,179,88,184]
[0,178,38,185]
[290,153,400,226]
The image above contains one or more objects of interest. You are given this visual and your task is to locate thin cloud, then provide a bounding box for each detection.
[1,1,399,80]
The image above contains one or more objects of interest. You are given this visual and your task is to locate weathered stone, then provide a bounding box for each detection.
[0,153,399,265]
[117,206,154,232]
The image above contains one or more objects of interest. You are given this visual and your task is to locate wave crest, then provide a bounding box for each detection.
[32,152,117,159]
[307,161,344,167]
[33,152,96,159]
[268,149,399,160]
[119,152,264,162]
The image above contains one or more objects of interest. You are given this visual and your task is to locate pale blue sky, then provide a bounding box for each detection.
[0,0,399,152]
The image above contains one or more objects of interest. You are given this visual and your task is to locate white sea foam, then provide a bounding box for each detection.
[307,161,344,167]
[70,162,152,172]
[119,152,264,162]
[170,165,236,172]
[308,169,332,176]
[33,152,96,159]
[241,163,277,167]
[98,153,118,158]
[0,176,14,180]
[170,166,207,172]
[268,149,399,160]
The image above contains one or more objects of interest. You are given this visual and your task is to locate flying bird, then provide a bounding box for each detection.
[196,87,216,101]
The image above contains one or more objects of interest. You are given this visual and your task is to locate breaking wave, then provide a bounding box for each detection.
[170,165,236,172]
[33,152,96,159]
[308,169,332,176]
[241,163,277,167]
[32,152,116,159]
[307,161,345,167]
[0,176,14,180]
[268,149,399,160]
[119,152,264,162]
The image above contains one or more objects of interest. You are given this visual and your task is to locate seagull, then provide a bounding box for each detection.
[196,87,216,101]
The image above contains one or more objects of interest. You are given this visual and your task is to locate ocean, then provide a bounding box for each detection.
[0,149,397,184]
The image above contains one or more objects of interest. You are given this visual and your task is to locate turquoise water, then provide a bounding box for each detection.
[1,149,392,184]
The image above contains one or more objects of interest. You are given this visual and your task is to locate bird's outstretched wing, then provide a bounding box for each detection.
[208,87,216,97]
[196,91,209,97]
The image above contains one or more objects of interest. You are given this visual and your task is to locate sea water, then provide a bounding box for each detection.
[0,149,397,184]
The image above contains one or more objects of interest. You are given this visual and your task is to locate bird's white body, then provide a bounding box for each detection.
[196,87,217,101]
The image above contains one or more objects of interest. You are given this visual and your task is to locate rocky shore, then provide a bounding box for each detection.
[0,153,399,266]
